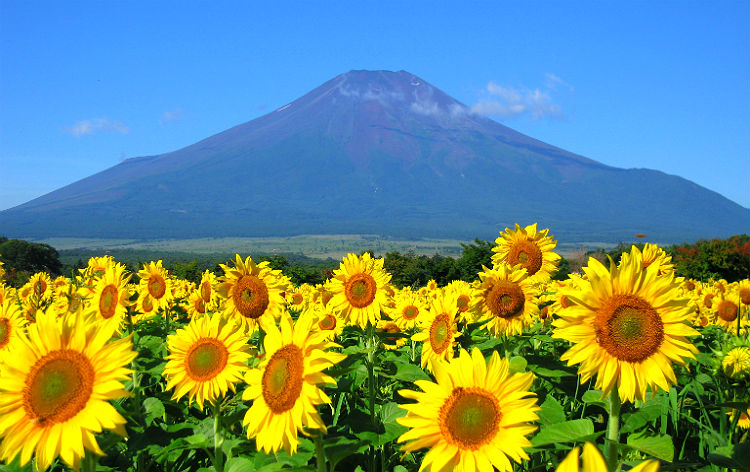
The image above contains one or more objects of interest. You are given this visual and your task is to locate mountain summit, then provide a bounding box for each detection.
[1,70,747,243]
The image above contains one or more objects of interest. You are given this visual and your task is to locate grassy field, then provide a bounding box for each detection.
[35,235,614,259]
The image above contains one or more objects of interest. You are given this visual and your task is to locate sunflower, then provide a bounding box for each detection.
[163,312,251,410]
[491,223,561,283]
[216,255,289,333]
[552,250,700,403]
[0,310,136,470]
[328,253,392,329]
[738,279,750,306]
[197,270,220,311]
[185,290,209,319]
[305,302,345,340]
[286,285,310,312]
[727,408,750,430]
[626,243,674,276]
[389,287,428,330]
[412,289,461,373]
[471,264,540,337]
[0,301,25,367]
[377,319,409,350]
[397,347,539,472]
[722,347,750,379]
[88,264,132,332]
[242,311,345,454]
[446,280,476,323]
[27,272,53,302]
[713,295,742,330]
[556,442,659,472]
[137,261,174,312]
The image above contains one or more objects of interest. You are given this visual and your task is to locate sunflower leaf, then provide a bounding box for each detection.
[531,418,598,446]
[626,431,674,461]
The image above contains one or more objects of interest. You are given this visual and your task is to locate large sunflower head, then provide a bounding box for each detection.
[412,289,461,373]
[328,253,392,329]
[163,312,252,410]
[491,223,561,283]
[472,263,540,337]
[0,310,136,470]
[552,250,700,403]
[137,260,174,312]
[216,254,289,333]
[242,311,346,454]
[397,347,539,472]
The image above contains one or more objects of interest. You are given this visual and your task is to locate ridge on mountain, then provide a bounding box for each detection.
[1,69,747,244]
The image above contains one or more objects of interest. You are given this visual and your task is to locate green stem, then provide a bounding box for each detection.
[212,402,225,472]
[366,326,378,472]
[81,450,98,472]
[605,388,622,472]
[314,432,327,472]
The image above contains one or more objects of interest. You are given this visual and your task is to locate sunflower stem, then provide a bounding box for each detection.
[314,431,328,472]
[81,450,98,472]
[212,402,225,472]
[366,325,378,472]
[605,388,622,471]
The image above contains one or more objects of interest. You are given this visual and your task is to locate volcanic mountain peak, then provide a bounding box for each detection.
[1,69,747,243]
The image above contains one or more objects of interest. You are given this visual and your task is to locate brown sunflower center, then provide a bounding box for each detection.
[99,284,118,319]
[739,287,750,306]
[33,279,47,296]
[318,314,337,331]
[429,314,452,354]
[344,273,377,308]
[200,281,212,302]
[507,240,543,276]
[456,294,471,313]
[402,305,419,320]
[142,296,154,313]
[439,387,501,450]
[485,280,525,319]
[0,318,10,349]
[193,298,206,314]
[185,338,229,381]
[23,350,94,425]
[148,274,166,299]
[595,295,664,363]
[717,300,738,322]
[291,293,304,305]
[262,344,304,414]
[233,275,270,319]
[704,294,714,308]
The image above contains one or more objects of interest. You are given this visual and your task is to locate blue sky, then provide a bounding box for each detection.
[1,1,748,212]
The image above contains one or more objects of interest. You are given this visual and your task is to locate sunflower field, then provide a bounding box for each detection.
[0,224,748,472]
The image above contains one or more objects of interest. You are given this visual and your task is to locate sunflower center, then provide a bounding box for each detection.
[200,281,212,302]
[34,279,47,296]
[344,273,377,308]
[142,296,154,313]
[99,284,118,319]
[291,293,304,305]
[262,344,304,414]
[595,295,664,363]
[429,314,452,354]
[0,318,10,349]
[485,280,525,319]
[194,298,206,314]
[439,387,501,450]
[23,350,94,424]
[402,305,419,320]
[318,314,337,331]
[740,288,750,305]
[185,338,229,381]
[507,240,543,276]
[456,295,471,313]
[717,300,738,322]
[148,274,166,299]
[233,275,270,319]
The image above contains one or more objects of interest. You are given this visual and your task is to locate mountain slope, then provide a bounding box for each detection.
[1,70,747,243]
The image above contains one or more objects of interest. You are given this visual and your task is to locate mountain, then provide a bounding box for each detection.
[1,70,747,244]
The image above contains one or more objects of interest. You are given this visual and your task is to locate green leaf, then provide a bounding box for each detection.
[393,362,430,382]
[538,396,566,425]
[509,356,527,373]
[531,419,597,446]
[225,457,256,472]
[528,365,575,378]
[626,431,674,461]
[620,399,662,434]
[581,390,607,410]
[709,441,750,471]
[143,397,165,426]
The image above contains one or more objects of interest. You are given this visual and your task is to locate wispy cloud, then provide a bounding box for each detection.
[66,118,129,137]
[471,75,570,120]
[160,108,186,124]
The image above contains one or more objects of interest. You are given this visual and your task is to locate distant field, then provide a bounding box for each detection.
[34,235,613,259]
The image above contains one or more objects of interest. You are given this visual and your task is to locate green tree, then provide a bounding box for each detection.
[0,238,62,275]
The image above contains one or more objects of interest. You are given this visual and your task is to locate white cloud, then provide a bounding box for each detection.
[410,100,441,117]
[471,78,567,120]
[160,108,185,124]
[545,73,574,92]
[66,118,129,137]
